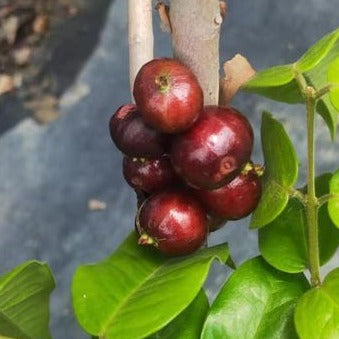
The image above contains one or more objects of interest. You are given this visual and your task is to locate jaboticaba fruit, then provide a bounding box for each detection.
[123,156,179,194]
[137,189,207,256]
[207,214,227,232]
[133,58,203,134]
[171,106,254,189]
[194,164,262,220]
[109,104,168,157]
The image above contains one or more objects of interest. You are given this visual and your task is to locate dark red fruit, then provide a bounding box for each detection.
[171,106,254,189]
[123,156,179,194]
[207,215,227,232]
[109,104,168,157]
[137,190,207,256]
[194,165,262,220]
[133,58,203,134]
[134,188,150,208]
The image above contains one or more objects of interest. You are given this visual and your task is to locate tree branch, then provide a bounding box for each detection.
[128,0,154,100]
[169,0,222,105]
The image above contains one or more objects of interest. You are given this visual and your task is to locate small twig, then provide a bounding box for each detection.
[219,54,256,106]
[155,1,171,33]
[219,1,227,19]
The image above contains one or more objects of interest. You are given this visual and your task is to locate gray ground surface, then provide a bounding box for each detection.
[0,1,338,338]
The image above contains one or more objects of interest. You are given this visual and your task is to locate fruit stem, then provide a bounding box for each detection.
[305,85,321,287]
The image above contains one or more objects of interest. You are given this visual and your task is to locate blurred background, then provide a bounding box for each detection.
[0,0,338,337]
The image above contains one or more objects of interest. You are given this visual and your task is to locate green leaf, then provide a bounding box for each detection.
[243,28,339,138]
[259,174,339,273]
[305,64,339,140]
[328,56,339,112]
[251,112,299,228]
[295,268,339,339]
[297,28,339,71]
[242,65,303,104]
[72,232,229,339]
[148,290,208,339]
[259,198,308,273]
[328,169,339,227]
[201,257,309,339]
[316,174,339,261]
[303,28,339,139]
[0,261,55,339]
[315,94,338,140]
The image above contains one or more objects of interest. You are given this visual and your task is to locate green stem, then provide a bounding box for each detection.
[305,86,321,287]
[318,193,339,206]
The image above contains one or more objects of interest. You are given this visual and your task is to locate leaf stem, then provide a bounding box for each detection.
[293,63,308,98]
[315,84,331,99]
[305,85,321,287]
[287,187,306,204]
[318,193,339,206]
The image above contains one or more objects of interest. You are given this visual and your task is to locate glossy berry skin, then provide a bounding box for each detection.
[171,106,254,189]
[138,190,207,256]
[133,58,203,134]
[123,156,179,194]
[109,104,168,157]
[194,169,262,220]
[207,215,227,232]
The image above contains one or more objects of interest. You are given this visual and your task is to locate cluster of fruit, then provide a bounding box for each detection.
[109,58,262,256]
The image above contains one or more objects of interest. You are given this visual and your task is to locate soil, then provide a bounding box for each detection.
[0,0,112,132]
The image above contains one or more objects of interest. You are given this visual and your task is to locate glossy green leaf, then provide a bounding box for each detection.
[0,261,55,339]
[328,56,339,111]
[315,94,338,140]
[259,174,339,273]
[259,198,308,273]
[297,27,339,71]
[148,290,208,339]
[295,268,339,339]
[316,174,339,261]
[201,257,309,339]
[72,232,229,339]
[305,39,339,140]
[303,27,339,139]
[251,112,299,228]
[329,169,339,228]
[242,65,303,103]
[243,27,339,138]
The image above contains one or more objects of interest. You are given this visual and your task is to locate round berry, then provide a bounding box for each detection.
[171,106,254,189]
[194,165,262,220]
[123,156,179,194]
[138,190,207,256]
[109,104,168,157]
[207,215,228,232]
[133,58,203,134]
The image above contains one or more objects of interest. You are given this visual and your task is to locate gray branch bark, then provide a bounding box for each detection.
[128,0,154,100]
[169,0,222,105]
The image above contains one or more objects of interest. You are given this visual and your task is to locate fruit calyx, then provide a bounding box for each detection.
[132,157,147,163]
[138,233,158,246]
[241,161,264,177]
[155,74,171,93]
